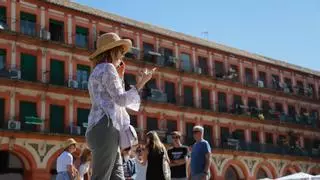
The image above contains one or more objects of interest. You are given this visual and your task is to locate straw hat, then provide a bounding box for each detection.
[89,32,132,60]
[63,138,77,149]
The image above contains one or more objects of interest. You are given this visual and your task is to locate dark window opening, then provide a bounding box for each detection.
[201,89,211,110]
[214,61,225,78]
[183,86,194,107]
[49,19,64,42]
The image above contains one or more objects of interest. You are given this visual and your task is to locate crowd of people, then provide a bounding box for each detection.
[55,33,212,180]
[56,125,211,180]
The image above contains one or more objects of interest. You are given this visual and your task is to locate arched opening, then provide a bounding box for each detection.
[225,166,240,180]
[0,151,24,180]
[257,168,269,179]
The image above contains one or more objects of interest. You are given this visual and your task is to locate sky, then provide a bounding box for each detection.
[74,0,320,71]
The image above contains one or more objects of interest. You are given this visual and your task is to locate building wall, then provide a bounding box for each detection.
[0,0,320,180]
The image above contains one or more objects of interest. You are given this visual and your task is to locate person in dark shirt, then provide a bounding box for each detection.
[168,131,189,180]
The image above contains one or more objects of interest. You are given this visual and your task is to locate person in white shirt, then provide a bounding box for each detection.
[86,33,156,180]
[134,145,147,180]
[56,138,78,180]
[78,148,92,180]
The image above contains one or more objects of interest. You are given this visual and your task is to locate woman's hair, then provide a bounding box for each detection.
[92,46,125,67]
[80,148,92,164]
[146,131,165,153]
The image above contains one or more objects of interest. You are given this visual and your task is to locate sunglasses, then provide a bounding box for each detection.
[172,136,180,139]
[193,130,201,133]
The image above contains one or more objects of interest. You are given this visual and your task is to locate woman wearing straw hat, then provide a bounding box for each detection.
[86,32,156,180]
[56,138,78,180]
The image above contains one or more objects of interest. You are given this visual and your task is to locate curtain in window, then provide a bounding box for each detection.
[21,54,37,81]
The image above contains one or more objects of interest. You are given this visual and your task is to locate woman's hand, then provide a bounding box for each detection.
[136,68,157,91]
[117,61,126,79]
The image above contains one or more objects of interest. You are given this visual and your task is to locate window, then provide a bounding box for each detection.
[75,26,88,48]
[21,53,37,81]
[165,81,176,104]
[49,105,65,134]
[19,101,37,131]
[77,108,89,135]
[251,131,259,143]
[159,48,174,67]
[201,89,211,110]
[204,125,213,147]
[245,68,253,84]
[284,78,293,93]
[183,85,194,107]
[248,98,258,116]
[143,42,155,63]
[186,122,195,145]
[215,61,225,78]
[232,129,245,141]
[77,64,90,90]
[124,74,136,91]
[218,92,227,112]
[229,65,239,81]
[220,127,230,142]
[0,98,5,129]
[0,49,6,70]
[142,78,156,99]
[265,133,273,144]
[271,74,280,90]
[166,120,177,133]
[304,138,312,151]
[146,117,158,131]
[233,95,243,113]
[180,53,192,72]
[258,71,267,87]
[288,105,296,117]
[20,12,36,36]
[307,84,314,97]
[262,100,270,112]
[50,59,65,86]
[129,114,138,128]
[296,81,304,95]
[0,6,7,24]
[275,103,283,113]
[49,19,64,42]
[198,56,208,75]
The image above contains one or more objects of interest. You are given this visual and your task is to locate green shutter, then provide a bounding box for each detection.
[0,98,4,129]
[21,53,37,81]
[20,12,36,22]
[0,6,6,22]
[49,19,63,26]
[50,105,65,134]
[50,59,65,86]
[76,26,88,35]
[77,108,89,135]
[19,101,37,131]
[77,64,90,73]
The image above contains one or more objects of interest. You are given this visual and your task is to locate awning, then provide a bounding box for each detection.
[25,116,43,125]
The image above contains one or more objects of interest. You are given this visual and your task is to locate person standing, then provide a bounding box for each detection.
[56,138,78,180]
[134,145,147,180]
[86,32,156,180]
[189,126,211,180]
[168,131,189,180]
[121,147,136,180]
[78,148,92,180]
[144,131,170,180]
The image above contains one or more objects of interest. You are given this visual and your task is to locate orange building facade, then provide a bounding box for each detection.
[0,0,320,180]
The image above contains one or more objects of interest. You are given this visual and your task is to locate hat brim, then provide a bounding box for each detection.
[64,139,77,149]
[89,39,132,61]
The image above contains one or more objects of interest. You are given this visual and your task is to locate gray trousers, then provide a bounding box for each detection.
[86,116,125,180]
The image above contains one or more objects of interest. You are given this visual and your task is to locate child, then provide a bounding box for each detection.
[122,147,136,180]
[78,148,92,180]
[56,138,78,180]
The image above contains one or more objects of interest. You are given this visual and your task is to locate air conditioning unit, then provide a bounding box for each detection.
[40,29,51,40]
[147,89,167,102]
[70,125,81,135]
[0,22,9,30]
[258,80,264,88]
[148,51,161,57]
[130,47,140,56]
[9,69,21,79]
[68,79,79,88]
[168,56,177,63]
[197,67,202,74]
[8,120,21,130]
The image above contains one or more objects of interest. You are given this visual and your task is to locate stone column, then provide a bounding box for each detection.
[40,7,45,29]
[11,0,16,31]
[67,14,73,44]
[208,52,213,76]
